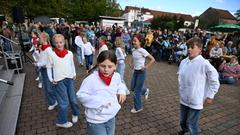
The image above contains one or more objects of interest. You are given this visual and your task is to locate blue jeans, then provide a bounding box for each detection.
[90,38,96,48]
[76,46,83,65]
[85,54,93,70]
[116,62,125,82]
[219,73,237,84]
[54,78,80,124]
[131,70,147,111]
[40,68,57,106]
[3,40,13,52]
[180,104,201,135]
[87,117,115,135]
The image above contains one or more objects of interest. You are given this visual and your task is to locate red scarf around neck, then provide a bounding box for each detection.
[98,70,114,86]
[32,37,39,45]
[41,44,51,51]
[54,48,68,58]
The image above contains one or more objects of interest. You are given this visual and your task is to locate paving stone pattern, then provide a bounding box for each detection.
[16,55,240,135]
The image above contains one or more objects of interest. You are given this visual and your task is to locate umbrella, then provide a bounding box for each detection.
[33,16,51,25]
[210,24,240,33]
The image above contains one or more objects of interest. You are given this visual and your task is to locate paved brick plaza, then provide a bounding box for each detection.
[16,56,240,135]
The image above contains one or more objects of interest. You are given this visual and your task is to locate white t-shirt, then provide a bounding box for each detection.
[82,42,95,56]
[132,48,149,70]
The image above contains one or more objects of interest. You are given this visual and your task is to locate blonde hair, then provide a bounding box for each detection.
[115,37,124,48]
[53,34,65,44]
[115,37,125,54]
[40,32,50,45]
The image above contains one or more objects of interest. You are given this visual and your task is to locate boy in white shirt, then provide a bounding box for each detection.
[177,37,220,135]
[47,34,80,128]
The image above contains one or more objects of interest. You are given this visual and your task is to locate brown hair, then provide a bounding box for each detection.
[97,50,117,65]
[99,36,107,43]
[186,37,203,49]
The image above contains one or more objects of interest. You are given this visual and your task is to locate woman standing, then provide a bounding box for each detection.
[130,34,155,113]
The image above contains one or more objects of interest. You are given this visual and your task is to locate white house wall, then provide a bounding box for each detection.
[100,19,124,27]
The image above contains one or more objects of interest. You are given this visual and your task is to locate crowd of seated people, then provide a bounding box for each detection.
[219,56,240,84]
[206,33,240,84]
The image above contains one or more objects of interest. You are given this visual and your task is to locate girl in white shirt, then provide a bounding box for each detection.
[77,50,127,135]
[82,36,95,72]
[34,32,57,111]
[29,31,41,88]
[129,34,155,113]
[177,37,220,135]
[115,37,126,81]
[47,34,80,128]
[98,36,108,55]
[75,30,84,66]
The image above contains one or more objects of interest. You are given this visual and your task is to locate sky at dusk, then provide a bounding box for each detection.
[117,0,240,16]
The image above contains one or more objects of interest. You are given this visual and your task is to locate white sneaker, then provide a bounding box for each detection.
[38,83,42,89]
[48,101,58,110]
[56,121,73,128]
[131,108,143,113]
[145,88,150,100]
[35,77,39,81]
[72,115,78,123]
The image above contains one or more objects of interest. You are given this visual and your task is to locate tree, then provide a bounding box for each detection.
[235,9,240,21]
[150,16,184,30]
[0,0,121,23]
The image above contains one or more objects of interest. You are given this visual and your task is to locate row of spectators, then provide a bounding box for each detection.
[1,21,240,84]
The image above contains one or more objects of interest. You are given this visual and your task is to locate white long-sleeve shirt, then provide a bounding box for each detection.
[76,71,127,124]
[74,36,83,48]
[178,55,220,110]
[99,44,108,55]
[75,36,85,59]
[115,47,126,64]
[37,47,53,67]
[46,51,76,82]
[82,42,95,56]
[29,45,40,62]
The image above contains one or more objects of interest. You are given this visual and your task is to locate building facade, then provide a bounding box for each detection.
[122,6,194,28]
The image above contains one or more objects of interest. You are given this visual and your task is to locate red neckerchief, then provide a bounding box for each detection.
[32,37,39,45]
[98,70,114,86]
[54,48,68,58]
[41,44,51,51]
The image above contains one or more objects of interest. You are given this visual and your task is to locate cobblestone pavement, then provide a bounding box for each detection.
[16,55,240,135]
